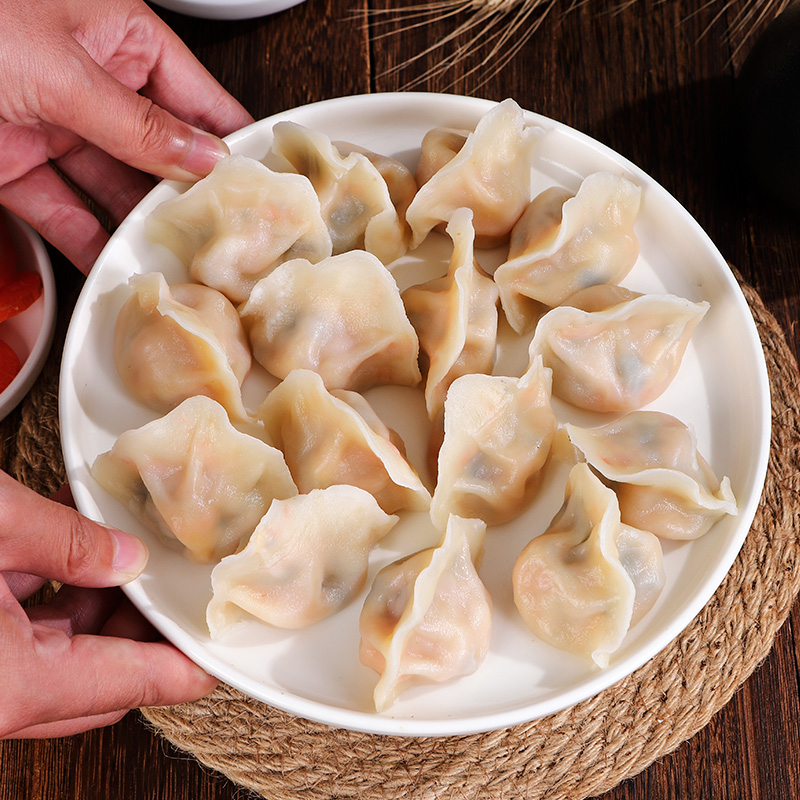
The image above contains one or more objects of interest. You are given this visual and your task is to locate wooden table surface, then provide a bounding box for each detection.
[2,0,799,797]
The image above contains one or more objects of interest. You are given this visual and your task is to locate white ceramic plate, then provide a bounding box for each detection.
[149,0,305,20]
[0,211,57,423]
[59,93,771,737]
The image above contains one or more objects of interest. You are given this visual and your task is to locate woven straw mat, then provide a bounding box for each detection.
[11,274,800,800]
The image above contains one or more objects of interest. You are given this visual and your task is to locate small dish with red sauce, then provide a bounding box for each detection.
[0,209,57,422]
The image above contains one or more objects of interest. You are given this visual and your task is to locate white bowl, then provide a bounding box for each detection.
[60,93,771,737]
[150,0,305,20]
[0,211,57,423]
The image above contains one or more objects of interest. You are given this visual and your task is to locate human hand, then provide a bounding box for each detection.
[0,0,254,273]
[0,472,218,738]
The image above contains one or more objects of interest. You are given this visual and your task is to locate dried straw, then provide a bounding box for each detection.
[365,0,792,91]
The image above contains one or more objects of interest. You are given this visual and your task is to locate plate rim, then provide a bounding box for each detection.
[59,91,772,737]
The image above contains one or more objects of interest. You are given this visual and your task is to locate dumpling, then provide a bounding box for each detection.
[145,154,332,303]
[513,463,665,667]
[113,272,251,421]
[271,121,411,263]
[565,411,738,540]
[207,485,398,635]
[402,207,499,422]
[256,369,431,514]
[527,290,709,413]
[494,172,642,332]
[429,355,557,530]
[359,515,491,712]
[333,139,417,228]
[413,127,470,186]
[405,98,544,249]
[239,250,421,392]
[91,396,297,563]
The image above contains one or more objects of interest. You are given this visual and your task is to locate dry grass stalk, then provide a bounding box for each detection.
[365,0,791,91]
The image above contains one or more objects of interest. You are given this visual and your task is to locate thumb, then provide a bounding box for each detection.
[43,41,229,182]
[0,471,149,587]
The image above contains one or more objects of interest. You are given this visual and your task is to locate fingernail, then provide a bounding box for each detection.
[110,530,149,582]
[181,127,229,178]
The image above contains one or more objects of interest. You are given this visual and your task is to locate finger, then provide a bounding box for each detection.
[0,577,30,625]
[26,586,123,637]
[0,164,109,274]
[53,138,156,227]
[41,37,230,183]
[0,471,148,586]
[139,32,254,138]
[1,631,218,737]
[4,709,129,739]
[2,571,47,603]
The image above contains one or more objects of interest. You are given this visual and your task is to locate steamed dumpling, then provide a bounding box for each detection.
[429,355,557,530]
[333,140,418,236]
[405,99,544,249]
[272,121,411,263]
[527,290,709,413]
[91,396,297,563]
[145,154,332,303]
[565,411,738,540]
[513,463,665,667]
[256,369,431,514]
[207,485,398,635]
[414,127,470,186]
[359,515,491,712]
[239,250,421,392]
[402,207,499,422]
[113,272,252,421]
[494,172,642,331]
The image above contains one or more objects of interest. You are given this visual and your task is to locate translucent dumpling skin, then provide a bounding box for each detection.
[359,515,491,711]
[405,99,544,249]
[240,250,421,393]
[91,396,297,564]
[113,272,252,421]
[430,355,557,529]
[494,172,642,331]
[513,463,664,667]
[272,121,412,264]
[146,154,332,304]
[565,411,737,539]
[256,369,431,515]
[528,291,709,413]
[402,207,499,422]
[207,485,398,634]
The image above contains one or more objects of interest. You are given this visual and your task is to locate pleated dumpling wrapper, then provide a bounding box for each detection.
[565,411,737,540]
[513,463,665,668]
[207,485,398,636]
[91,396,297,564]
[256,369,431,515]
[333,139,417,235]
[271,121,413,264]
[494,172,642,332]
[240,250,421,392]
[429,355,557,530]
[405,98,545,249]
[145,154,332,304]
[402,207,499,422]
[359,515,491,712]
[527,287,709,413]
[113,272,252,422]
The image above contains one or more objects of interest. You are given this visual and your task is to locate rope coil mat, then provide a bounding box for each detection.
[15,276,800,800]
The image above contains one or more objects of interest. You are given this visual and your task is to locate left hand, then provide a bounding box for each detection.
[0,0,254,273]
